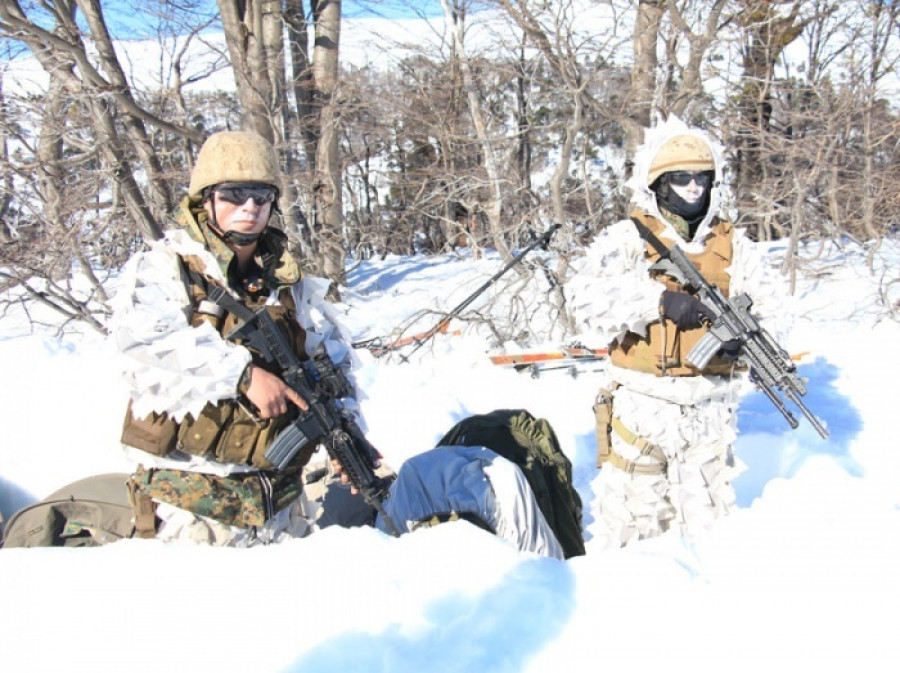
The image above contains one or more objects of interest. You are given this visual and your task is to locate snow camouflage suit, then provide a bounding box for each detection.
[112,196,364,544]
[566,117,789,547]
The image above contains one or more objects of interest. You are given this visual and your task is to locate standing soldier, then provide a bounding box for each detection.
[568,116,787,547]
[111,131,373,545]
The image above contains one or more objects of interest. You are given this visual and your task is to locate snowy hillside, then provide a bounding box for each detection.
[1,236,898,672]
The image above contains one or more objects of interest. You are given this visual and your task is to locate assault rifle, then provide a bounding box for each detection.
[631,218,829,439]
[210,286,401,536]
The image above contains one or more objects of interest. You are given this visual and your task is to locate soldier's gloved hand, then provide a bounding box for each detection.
[661,290,714,330]
[717,338,742,362]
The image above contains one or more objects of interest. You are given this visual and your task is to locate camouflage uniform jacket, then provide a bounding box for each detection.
[110,198,363,525]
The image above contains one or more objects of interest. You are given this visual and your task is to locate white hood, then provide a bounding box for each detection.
[626,115,727,252]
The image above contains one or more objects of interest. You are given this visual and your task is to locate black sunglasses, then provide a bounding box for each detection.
[667,171,712,188]
[213,184,278,206]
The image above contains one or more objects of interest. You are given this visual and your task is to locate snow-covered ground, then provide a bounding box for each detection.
[1,235,898,672]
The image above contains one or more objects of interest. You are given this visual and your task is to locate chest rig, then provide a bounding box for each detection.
[121,254,312,472]
[608,210,736,377]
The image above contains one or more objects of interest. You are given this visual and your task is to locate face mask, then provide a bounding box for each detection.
[666,187,708,219]
[653,173,711,229]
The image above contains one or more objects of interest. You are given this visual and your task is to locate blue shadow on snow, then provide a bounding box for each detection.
[346,254,476,295]
[285,556,575,673]
[732,357,863,506]
[0,477,37,522]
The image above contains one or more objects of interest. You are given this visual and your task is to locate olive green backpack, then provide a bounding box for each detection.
[436,409,586,558]
[1,474,135,548]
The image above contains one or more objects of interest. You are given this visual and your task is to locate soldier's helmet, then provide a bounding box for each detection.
[188,131,281,201]
[647,134,714,187]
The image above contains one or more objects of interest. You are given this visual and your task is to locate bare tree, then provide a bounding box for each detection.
[626,0,665,163]
[1,0,898,337]
[441,0,510,260]
[662,0,729,119]
[492,0,631,336]
[311,0,346,284]
[855,0,899,263]
[730,0,812,240]
[278,0,348,282]
[0,0,215,331]
[216,1,307,253]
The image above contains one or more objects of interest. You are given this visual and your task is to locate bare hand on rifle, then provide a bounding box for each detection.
[330,451,384,495]
[244,365,309,418]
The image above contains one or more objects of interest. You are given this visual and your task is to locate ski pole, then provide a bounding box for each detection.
[401,223,561,361]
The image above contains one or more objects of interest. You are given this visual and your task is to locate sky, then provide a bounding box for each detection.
[2,0,461,91]
[103,0,448,41]
[0,0,448,54]
[0,233,898,672]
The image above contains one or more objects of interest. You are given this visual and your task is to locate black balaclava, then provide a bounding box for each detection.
[650,172,712,237]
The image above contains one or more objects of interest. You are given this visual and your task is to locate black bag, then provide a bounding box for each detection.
[436,409,586,558]
[1,474,135,548]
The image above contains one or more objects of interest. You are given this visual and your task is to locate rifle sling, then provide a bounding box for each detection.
[594,388,667,476]
[630,216,671,259]
[181,264,257,324]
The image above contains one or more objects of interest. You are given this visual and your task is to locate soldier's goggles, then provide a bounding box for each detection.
[213,183,278,206]
[667,171,712,187]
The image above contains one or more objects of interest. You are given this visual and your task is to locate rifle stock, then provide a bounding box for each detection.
[631,218,829,439]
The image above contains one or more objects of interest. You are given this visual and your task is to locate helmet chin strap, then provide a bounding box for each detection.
[221,229,265,246]
[207,202,266,246]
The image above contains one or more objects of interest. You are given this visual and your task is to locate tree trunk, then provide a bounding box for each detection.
[442,0,510,259]
[626,0,664,167]
[312,0,346,284]
[285,2,319,170]
[734,1,808,241]
[76,0,175,219]
[217,0,277,141]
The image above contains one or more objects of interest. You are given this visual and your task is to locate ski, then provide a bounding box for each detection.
[490,344,810,381]
[354,323,462,357]
[489,347,608,378]
[489,347,608,367]
[521,360,607,379]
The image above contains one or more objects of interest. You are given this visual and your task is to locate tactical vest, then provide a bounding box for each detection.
[120,255,315,473]
[609,210,736,377]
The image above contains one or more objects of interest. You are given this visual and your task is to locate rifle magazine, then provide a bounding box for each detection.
[686,331,722,370]
[264,422,313,470]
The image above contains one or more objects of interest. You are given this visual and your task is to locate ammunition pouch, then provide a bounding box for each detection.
[121,401,178,457]
[126,474,159,539]
[123,399,316,471]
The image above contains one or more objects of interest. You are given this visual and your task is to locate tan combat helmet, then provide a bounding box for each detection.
[647,134,714,186]
[188,131,281,201]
